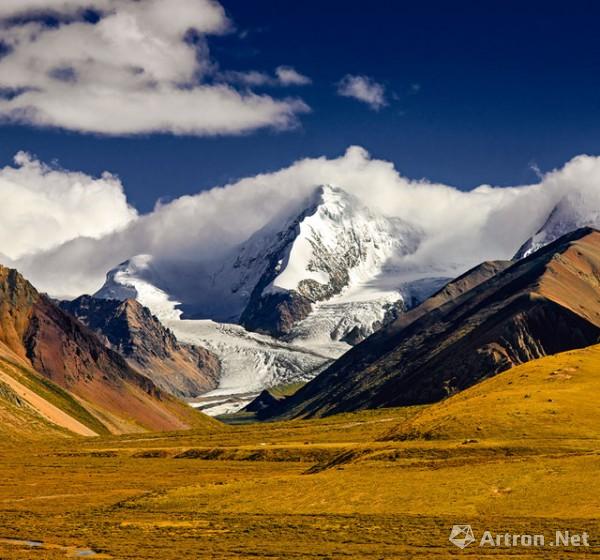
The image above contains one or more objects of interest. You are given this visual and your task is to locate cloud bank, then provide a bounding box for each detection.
[0,0,310,135]
[0,152,136,261]
[337,75,387,110]
[3,147,599,298]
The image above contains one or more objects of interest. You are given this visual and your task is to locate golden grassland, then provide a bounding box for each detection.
[1,346,600,558]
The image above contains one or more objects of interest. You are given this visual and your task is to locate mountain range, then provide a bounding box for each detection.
[261,227,600,419]
[91,185,452,405]
[2,180,599,428]
[95,185,433,339]
[82,184,600,410]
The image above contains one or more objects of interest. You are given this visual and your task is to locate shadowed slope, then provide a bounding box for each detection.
[270,228,600,419]
[60,295,220,398]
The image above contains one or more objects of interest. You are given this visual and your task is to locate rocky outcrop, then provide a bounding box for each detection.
[243,389,285,413]
[60,295,220,398]
[241,290,313,337]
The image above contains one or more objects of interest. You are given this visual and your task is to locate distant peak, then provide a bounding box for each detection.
[515,194,600,259]
[316,183,354,201]
[544,225,599,248]
[518,226,600,263]
[113,254,154,274]
[314,183,345,197]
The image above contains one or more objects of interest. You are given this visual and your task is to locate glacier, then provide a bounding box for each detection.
[94,184,455,413]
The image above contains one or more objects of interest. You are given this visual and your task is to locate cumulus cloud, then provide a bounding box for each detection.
[6,147,600,298]
[0,0,110,18]
[275,66,312,86]
[0,0,310,135]
[0,152,136,261]
[337,75,387,110]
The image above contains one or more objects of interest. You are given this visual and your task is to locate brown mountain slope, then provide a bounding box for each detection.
[0,266,220,435]
[268,228,600,419]
[60,296,220,398]
[0,354,100,440]
[393,260,513,330]
[0,376,72,441]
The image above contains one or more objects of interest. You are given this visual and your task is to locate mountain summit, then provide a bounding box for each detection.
[96,185,427,342]
[515,191,600,258]
[236,185,422,336]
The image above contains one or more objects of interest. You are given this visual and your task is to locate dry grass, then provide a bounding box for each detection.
[385,344,600,441]
[1,346,599,558]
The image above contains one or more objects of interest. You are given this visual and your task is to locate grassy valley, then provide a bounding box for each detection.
[1,345,599,558]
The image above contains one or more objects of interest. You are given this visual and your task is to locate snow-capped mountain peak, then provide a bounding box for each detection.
[263,184,419,297]
[515,192,600,258]
[229,184,422,336]
[95,254,184,321]
[93,183,440,408]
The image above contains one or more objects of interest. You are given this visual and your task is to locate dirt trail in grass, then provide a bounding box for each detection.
[0,370,97,437]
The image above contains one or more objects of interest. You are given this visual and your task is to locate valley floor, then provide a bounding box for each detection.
[0,406,598,559]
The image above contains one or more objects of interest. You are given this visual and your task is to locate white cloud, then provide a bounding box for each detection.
[0,152,136,260]
[0,1,111,18]
[0,0,310,135]
[220,66,311,88]
[275,66,311,86]
[7,147,600,298]
[337,75,387,110]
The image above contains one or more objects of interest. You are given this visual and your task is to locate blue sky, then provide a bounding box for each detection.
[1,0,600,212]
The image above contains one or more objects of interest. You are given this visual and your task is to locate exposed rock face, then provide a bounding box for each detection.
[266,229,600,419]
[0,265,213,433]
[241,289,313,337]
[0,267,38,361]
[60,295,220,398]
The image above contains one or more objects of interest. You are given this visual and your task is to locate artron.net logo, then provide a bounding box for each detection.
[449,525,476,549]
[449,525,591,550]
